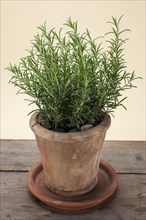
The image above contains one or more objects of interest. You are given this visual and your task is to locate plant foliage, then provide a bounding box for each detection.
[6,16,140,130]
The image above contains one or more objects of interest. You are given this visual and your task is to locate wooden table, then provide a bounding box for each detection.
[1,140,146,220]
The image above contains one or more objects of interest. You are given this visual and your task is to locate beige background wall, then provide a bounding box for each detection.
[1,1,145,140]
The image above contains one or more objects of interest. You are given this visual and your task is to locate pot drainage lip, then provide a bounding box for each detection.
[26,160,118,210]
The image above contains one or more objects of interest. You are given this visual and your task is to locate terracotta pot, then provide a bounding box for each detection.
[30,113,111,197]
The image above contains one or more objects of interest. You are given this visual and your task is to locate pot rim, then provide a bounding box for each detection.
[29,112,111,142]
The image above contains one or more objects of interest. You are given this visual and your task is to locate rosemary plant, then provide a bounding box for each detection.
[6,16,139,130]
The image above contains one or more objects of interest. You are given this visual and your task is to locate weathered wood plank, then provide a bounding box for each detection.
[1,140,145,173]
[102,141,146,174]
[1,172,146,220]
[0,140,40,171]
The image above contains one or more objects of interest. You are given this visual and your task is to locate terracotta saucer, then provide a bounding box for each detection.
[26,160,118,210]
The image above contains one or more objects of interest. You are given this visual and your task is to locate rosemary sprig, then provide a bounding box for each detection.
[6,16,141,130]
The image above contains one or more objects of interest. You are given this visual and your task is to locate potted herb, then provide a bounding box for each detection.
[6,16,139,199]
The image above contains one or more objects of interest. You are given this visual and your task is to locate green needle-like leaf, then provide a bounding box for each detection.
[6,16,141,130]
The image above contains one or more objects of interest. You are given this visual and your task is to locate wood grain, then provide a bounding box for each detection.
[1,172,145,220]
[0,140,146,219]
[1,140,145,173]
